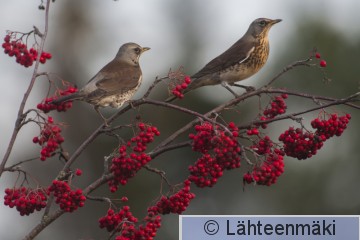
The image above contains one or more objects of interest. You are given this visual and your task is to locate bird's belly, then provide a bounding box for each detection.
[92,76,142,108]
[220,64,260,83]
[95,90,137,108]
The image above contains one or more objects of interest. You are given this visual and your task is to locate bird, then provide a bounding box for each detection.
[52,42,150,125]
[167,18,281,101]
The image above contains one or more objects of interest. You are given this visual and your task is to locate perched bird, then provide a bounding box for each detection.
[168,18,281,101]
[53,42,150,125]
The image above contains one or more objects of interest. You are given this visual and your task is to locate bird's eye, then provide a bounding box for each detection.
[259,20,266,27]
[134,48,141,54]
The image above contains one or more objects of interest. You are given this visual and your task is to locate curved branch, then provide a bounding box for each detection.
[148,141,191,159]
[264,57,313,87]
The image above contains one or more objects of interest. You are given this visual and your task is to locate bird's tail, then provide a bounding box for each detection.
[51,93,82,105]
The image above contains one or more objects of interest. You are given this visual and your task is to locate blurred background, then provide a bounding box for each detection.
[1,0,360,239]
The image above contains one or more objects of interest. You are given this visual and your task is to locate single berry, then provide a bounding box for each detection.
[75,169,82,176]
[320,60,327,67]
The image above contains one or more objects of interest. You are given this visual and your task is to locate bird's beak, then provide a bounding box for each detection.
[271,19,282,25]
[141,47,151,53]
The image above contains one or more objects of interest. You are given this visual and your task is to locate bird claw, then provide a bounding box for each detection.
[231,84,256,92]
[103,120,110,127]
[127,100,136,109]
[221,81,239,98]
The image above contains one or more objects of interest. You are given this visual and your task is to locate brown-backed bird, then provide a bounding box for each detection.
[53,42,150,125]
[169,18,281,100]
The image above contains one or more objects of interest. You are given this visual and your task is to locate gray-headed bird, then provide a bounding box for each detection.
[53,42,150,125]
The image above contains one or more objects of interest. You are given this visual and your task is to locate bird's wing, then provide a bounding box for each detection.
[94,60,141,94]
[192,38,255,79]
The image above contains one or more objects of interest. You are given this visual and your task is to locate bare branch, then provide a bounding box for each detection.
[264,57,313,87]
[148,141,192,159]
[142,76,168,98]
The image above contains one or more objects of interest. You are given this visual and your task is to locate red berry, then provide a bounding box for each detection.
[75,169,82,176]
[320,60,327,67]
[4,35,10,42]
[181,83,188,89]
[315,52,321,59]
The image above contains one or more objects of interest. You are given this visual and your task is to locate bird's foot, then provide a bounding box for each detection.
[102,119,110,127]
[221,81,239,98]
[231,83,256,92]
[127,100,137,109]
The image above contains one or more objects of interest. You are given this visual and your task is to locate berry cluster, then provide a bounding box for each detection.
[115,213,162,240]
[48,180,86,212]
[188,154,222,187]
[2,34,51,67]
[37,86,78,113]
[99,206,138,232]
[311,113,351,138]
[188,122,241,187]
[148,180,195,215]
[32,117,64,161]
[108,123,160,192]
[279,114,351,160]
[279,127,322,160]
[171,76,191,99]
[132,213,161,240]
[243,149,285,186]
[250,135,273,155]
[263,94,288,119]
[257,94,288,129]
[246,128,260,136]
[99,206,161,239]
[3,187,48,216]
[315,52,327,68]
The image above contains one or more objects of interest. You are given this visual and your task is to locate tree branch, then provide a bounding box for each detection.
[0,0,51,177]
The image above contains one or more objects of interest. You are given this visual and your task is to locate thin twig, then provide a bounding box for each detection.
[264,58,313,87]
[148,141,192,159]
[4,157,39,171]
[143,98,231,134]
[0,0,51,177]
[143,165,171,187]
[142,76,168,98]
[86,195,112,204]
[239,91,360,129]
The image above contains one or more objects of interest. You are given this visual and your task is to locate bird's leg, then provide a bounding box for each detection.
[94,106,109,127]
[221,81,239,98]
[126,100,137,110]
[230,83,256,92]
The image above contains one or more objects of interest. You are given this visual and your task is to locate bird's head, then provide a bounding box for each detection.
[116,42,150,65]
[247,18,282,38]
